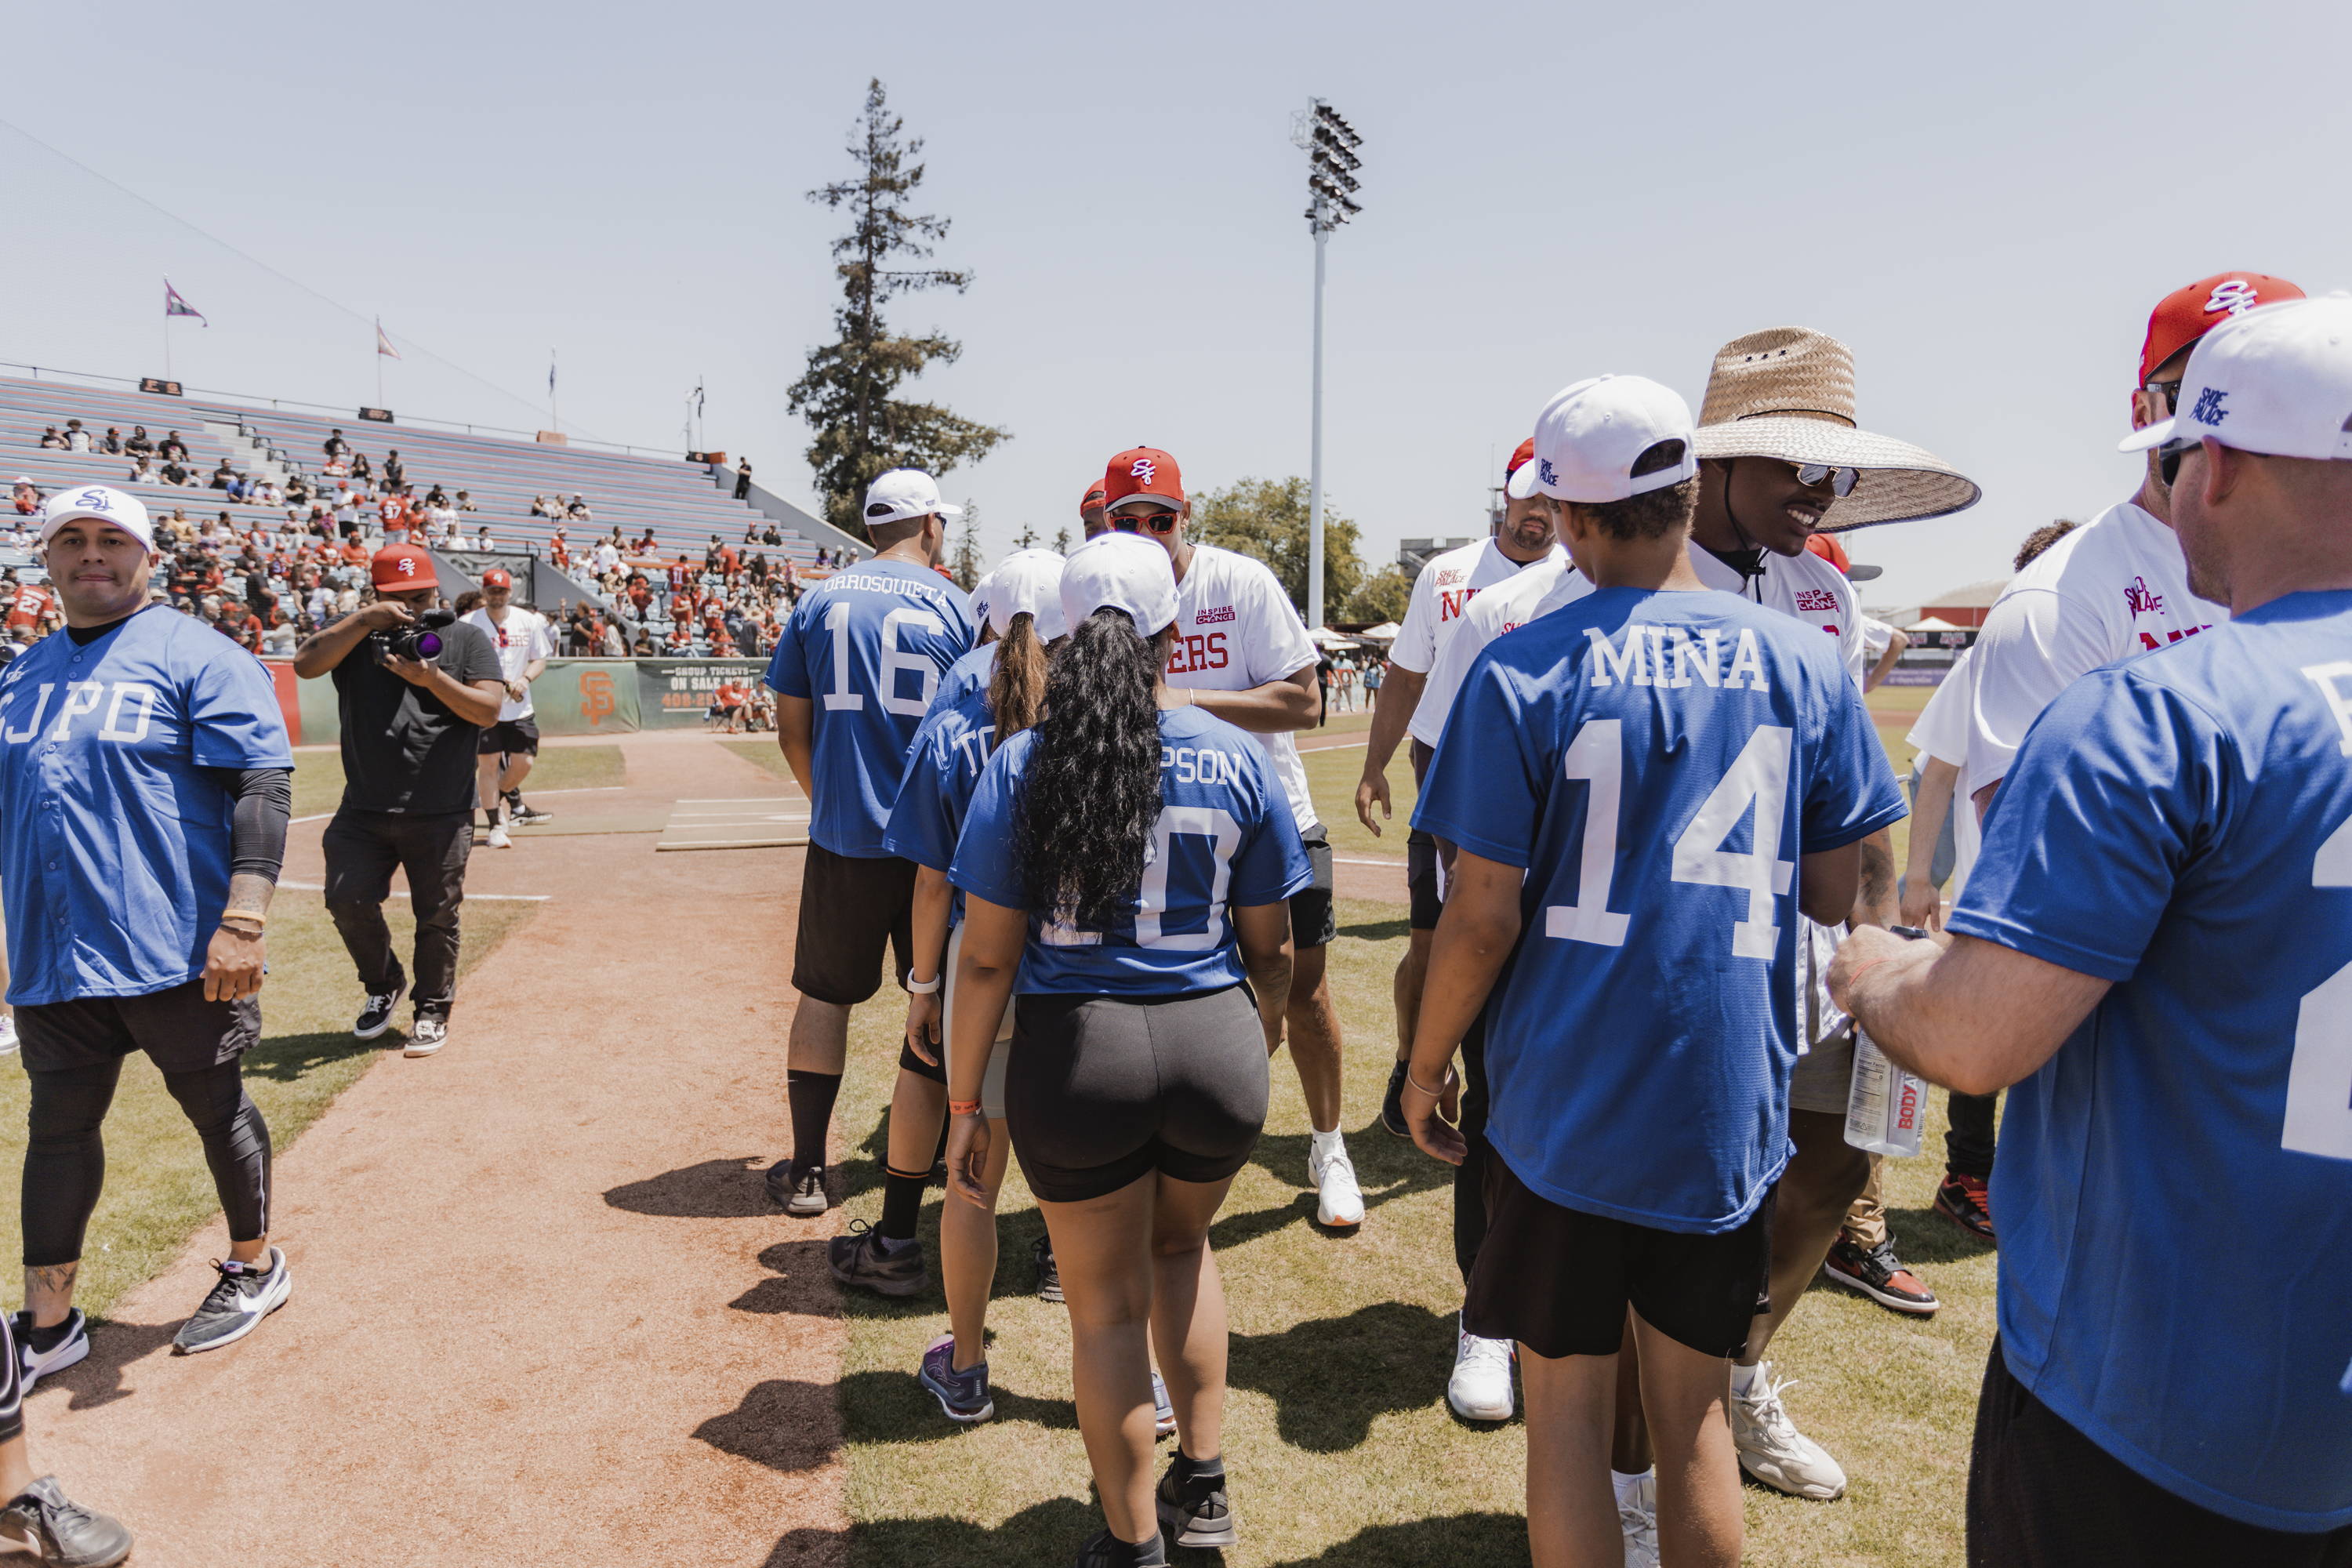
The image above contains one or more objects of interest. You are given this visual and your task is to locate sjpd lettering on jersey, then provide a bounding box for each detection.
[0,680,159,744]
[1584,623,1773,692]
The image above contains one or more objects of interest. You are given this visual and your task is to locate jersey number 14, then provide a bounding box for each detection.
[1547,720,1796,960]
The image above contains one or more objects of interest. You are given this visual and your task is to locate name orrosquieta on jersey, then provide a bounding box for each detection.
[1584,623,1775,692]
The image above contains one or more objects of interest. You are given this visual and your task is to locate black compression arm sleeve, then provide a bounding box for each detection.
[204,767,293,881]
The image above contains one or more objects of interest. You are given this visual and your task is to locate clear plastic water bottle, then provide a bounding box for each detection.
[1845,1029,1926,1157]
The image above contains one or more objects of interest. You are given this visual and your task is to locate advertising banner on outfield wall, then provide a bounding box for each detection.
[633,659,767,728]
[533,659,646,736]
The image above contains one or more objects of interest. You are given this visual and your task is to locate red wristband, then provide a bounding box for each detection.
[948,1099,982,1118]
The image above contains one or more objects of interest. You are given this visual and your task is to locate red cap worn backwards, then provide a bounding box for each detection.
[1504,437,1537,480]
[1102,448,1184,511]
[1080,481,1106,516]
[2139,271,2304,385]
[370,543,438,591]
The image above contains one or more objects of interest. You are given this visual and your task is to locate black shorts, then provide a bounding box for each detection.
[791,843,916,1006]
[1968,1340,2352,1567]
[1006,985,1269,1203]
[477,717,540,757]
[1465,1152,1773,1360]
[1405,742,1442,931]
[1290,822,1335,950]
[16,979,260,1075]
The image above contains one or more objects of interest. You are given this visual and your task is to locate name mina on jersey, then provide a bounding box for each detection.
[1965,499,2226,791]
[1389,538,1566,678]
[1415,588,1904,1232]
[763,560,975,857]
[1163,543,1320,837]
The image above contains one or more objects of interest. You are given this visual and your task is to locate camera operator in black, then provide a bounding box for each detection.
[292,545,503,1057]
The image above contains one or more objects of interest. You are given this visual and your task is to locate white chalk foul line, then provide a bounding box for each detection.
[277,880,550,903]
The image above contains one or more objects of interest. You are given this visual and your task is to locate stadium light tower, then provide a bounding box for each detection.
[1290,98,1362,634]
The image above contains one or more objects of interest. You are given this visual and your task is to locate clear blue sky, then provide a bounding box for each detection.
[3,0,2346,608]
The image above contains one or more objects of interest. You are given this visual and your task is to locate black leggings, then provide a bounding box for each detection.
[23,1059,272,1268]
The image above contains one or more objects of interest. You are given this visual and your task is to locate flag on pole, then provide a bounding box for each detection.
[375,319,401,360]
[163,279,206,325]
[549,352,557,395]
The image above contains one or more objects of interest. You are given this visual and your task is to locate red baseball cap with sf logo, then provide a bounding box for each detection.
[1102,448,1184,511]
[370,543,439,591]
[2139,271,2303,386]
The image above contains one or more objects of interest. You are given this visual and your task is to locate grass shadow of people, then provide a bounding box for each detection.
[1226,1300,1457,1451]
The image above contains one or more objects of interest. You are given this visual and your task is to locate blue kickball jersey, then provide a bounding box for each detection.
[764,561,975,857]
[1948,590,2352,1533]
[1415,587,1903,1233]
[0,608,294,1005]
[949,706,1312,997]
[883,647,998,926]
[927,640,994,721]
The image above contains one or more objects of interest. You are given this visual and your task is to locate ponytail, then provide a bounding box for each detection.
[984,610,1050,748]
[1015,608,1166,928]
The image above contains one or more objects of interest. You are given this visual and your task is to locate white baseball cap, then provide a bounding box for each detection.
[988,548,1070,641]
[1505,374,1700,503]
[1059,532,1177,637]
[969,569,995,627]
[861,468,964,528]
[38,485,153,551]
[2122,296,2352,461]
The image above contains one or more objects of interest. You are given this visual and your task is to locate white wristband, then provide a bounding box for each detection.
[902,974,942,995]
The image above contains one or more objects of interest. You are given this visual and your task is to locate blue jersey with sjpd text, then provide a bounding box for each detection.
[1414,588,1903,1233]
[1948,590,2352,1533]
[763,560,974,857]
[0,608,294,1005]
[883,647,997,926]
[950,706,1312,996]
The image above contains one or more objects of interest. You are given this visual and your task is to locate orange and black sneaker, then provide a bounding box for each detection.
[1935,1171,1996,1243]
[1822,1238,1939,1316]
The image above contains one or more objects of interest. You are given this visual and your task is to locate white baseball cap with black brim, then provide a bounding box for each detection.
[861,468,965,529]
[2122,296,2352,462]
[1059,532,1178,637]
[38,485,153,551]
[1505,375,1699,504]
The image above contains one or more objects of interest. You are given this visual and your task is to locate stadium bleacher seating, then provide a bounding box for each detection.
[0,373,835,568]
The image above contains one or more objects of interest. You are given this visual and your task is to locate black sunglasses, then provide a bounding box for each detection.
[2158,438,2200,487]
[2146,380,2182,416]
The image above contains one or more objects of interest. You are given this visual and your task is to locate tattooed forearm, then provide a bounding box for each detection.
[223,872,275,921]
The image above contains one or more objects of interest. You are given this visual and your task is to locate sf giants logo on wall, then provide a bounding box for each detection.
[580,670,616,724]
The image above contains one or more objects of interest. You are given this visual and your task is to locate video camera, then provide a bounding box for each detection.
[370,609,456,663]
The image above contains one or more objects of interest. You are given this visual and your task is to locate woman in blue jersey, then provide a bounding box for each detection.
[946,535,1308,1568]
[851,550,1065,1421]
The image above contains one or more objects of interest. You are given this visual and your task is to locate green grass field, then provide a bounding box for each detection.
[833,678,1989,1566]
[292,744,628,816]
[0,895,537,1323]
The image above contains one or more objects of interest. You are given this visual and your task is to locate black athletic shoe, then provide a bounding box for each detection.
[173,1247,292,1353]
[827,1221,930,1298]
[354,979,408,1040]
[1936,1171,1996,1243]
[1156,1457,1238,1549]
[507,791,553,826]
[1033,1233,1064,1303]
[10,1311,89,1391]
[1073,1528,1167,1567]
[0,1476,133,1568]
[766,1159,829,1217]
[1380,1058,1411,1137]
[1821,1237,1940,1316]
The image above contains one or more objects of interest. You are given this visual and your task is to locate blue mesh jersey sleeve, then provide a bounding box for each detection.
[1948,666,2223,982]
[1801,658,1907,853]
[763,606,811,699]
[1411,638,1548,870]
[183,626,295,770]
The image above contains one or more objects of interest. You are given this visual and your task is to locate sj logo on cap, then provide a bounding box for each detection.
[1131,458,1156,485]
[2191,387,2230,427]
[75,489,110,511]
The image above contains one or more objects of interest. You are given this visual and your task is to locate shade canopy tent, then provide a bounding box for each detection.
[1905,615,1969,633]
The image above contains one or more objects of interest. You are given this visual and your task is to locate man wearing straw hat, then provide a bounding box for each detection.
[1684,326,1979,1502]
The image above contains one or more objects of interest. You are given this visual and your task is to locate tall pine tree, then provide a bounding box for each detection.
[788,80,1008,536]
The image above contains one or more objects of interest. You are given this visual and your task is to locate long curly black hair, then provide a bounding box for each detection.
[1014,607,1169,929]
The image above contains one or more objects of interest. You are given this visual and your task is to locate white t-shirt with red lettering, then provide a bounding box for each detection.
[1686,542,1865,688]
[1390,538,1564,678]
[1166,543,1319,836]
[1410,556,1590,749]
[1965,499,2224,790]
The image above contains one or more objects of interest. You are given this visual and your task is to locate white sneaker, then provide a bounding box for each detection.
[1309,1134,1364,1229]
[405,1017,448,1058]
[1446,1316,1514,1421]
[0,1014,17,1056]
[1616,1471,1660,1568]
[1731,1361,1848,1499]
[487,825,512,849]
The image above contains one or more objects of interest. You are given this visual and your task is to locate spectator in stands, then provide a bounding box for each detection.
[815,546,831,569]
[159,455,191,487]
[590,536,619,577]
[263,612,297,656]
[566,494,591,521]
[210,461,238,490]
[456,489,476,513]
[323,428,348,460]
[36,427,63,451]
[735,456,753,500]
[383,451,405,490]
[12,480,40,518]
[322,452,350,478]
[529,495,552,519]
[99,426,121,456]
[762,522,781,545]
[63,420,89,453]
[350,451,372,484]
[124,426,152,457]
[159,432,188,462]
[548,530,571,570]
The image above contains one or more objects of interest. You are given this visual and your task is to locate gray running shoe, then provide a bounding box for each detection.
[1033,1232,1063,1303]
[0,1476,133,1568]
[1155,1456,1237,1549]
[767,1160,829,1216]
[827,1221,929,1298]
[10,1311,88,1392]
[916,1332,993,1423]
[173,1247,291,1354]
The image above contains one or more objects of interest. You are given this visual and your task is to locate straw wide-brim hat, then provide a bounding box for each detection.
[1692,327,1980,532]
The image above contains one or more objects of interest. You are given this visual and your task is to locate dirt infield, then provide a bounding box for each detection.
[24,736,848,1567]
